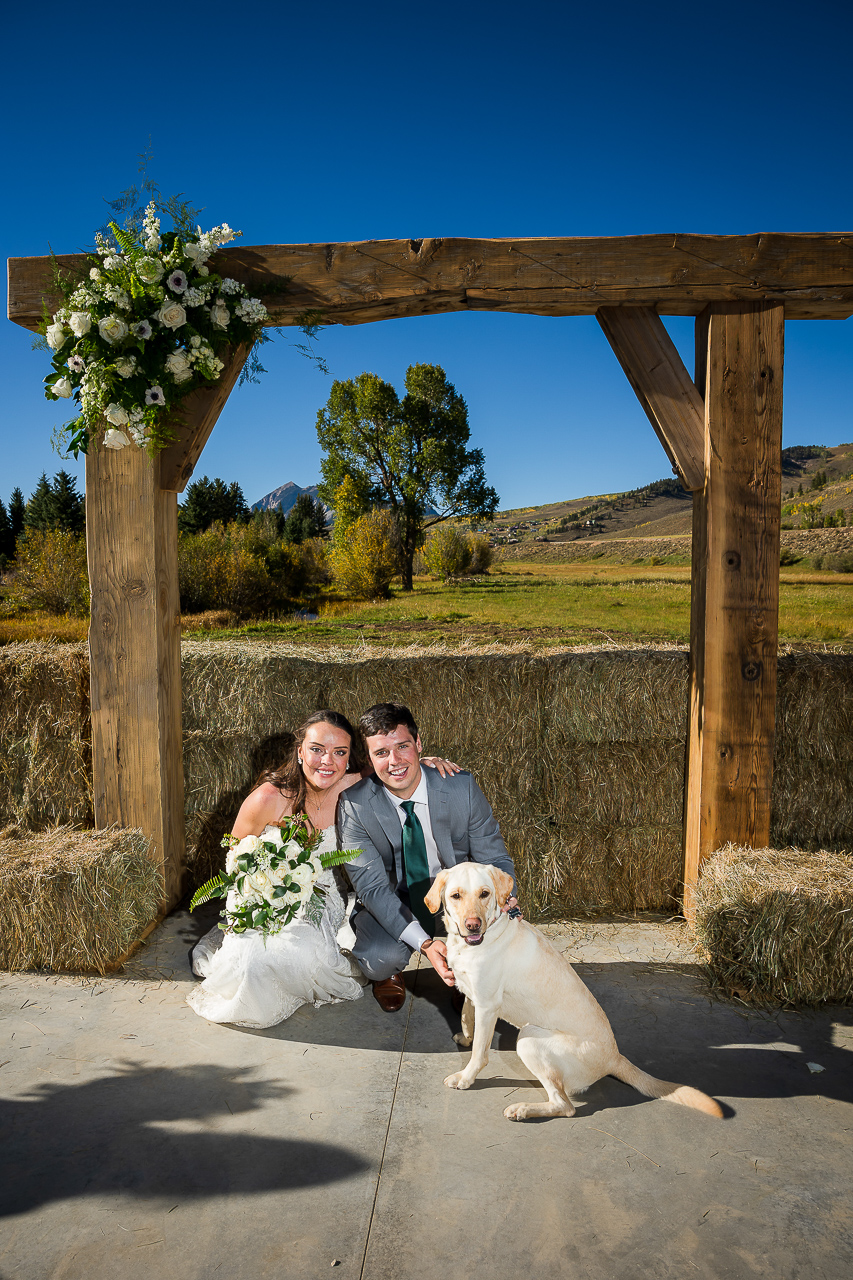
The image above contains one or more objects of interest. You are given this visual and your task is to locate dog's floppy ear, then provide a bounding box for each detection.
[424,868,450,915]
[490,867,515,906]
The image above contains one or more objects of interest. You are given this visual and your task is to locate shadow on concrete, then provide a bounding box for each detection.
[0,1062,369,1217]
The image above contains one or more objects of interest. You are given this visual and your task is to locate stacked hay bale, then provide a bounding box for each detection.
[180,642,688,913]
[0,643,92,830]
[538,650,688,914]
[0,825,161,973]
[772,653,853,850]
[693,844,853,1004]
[2,640,852,926]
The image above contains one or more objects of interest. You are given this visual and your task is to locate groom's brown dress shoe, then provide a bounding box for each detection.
[372,973,406,1012]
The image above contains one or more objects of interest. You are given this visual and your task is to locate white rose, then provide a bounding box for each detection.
[46,322,68,349]
[288,863,314,892]
[156,299,187,330]
[68,311,92,337]
[165,351,192,383]
[137,257,164,284]
[237,835,261,857]
[104,403,129,426]
[248,870,273,897]
[53,377,73,398]
[98,315,129,344]
[114,357,136,378]
[103,428,130,449]
[210,302,230,330]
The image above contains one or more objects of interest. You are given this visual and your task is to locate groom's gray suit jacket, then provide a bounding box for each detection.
[338,767,516,946]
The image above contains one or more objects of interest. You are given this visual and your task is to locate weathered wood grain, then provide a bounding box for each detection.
[86,444,184,910]
[597,307,705,491]
[683,303,784,918]
[158,342,250,493]
[9,232,853,330]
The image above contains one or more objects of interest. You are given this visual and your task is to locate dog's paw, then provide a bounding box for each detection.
[444,1071,473,1090]
[453,1032,473,1047]
[504,1103,526,1120]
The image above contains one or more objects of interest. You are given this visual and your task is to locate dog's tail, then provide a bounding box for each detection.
[611,1055,724,1118]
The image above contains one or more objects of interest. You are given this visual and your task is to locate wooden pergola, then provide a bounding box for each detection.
[8,233,853,918]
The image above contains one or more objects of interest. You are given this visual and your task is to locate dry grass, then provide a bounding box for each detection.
[0,824,161,973]
[692,843,853,1005]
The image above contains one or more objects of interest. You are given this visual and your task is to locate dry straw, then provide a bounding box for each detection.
[0,824,161,973]
[0,642,92,830]
[692,843,853,1005]
[2,639,852,920]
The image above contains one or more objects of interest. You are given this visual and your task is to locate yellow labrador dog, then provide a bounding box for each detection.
[425,863,723,1122]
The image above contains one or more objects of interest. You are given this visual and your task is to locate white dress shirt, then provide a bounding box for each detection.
[386,770,443,951]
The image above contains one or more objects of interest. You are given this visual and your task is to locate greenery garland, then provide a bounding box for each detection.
[40,202,271,458]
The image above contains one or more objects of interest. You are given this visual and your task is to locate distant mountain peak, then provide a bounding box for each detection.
[252,481,321,514]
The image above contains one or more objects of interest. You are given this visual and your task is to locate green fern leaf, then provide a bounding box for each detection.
[320,847,363,869]
[189,874,227,911]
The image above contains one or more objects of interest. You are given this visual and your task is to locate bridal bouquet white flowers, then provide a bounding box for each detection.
[190,814,359,936]
[41,202,270,458]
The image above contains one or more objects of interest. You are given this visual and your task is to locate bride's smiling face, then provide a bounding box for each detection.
[298,722,352,791]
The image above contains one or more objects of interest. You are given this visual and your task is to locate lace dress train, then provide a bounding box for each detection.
[187,825,364,1028]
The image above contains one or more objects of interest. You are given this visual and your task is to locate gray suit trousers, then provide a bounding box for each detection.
[350,907,412,982]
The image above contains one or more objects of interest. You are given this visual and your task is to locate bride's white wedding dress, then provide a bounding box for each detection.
[187,825,365,1028]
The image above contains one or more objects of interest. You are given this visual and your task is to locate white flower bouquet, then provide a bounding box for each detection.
[41,202,271,458]
[189,814,360,936]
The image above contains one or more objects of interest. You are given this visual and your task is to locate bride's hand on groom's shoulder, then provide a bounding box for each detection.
[421,756,462,778]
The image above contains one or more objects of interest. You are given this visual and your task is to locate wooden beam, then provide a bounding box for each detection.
[597,307,705,491]
[158,343,250,493]
[683,302,784,919]
[9,232,853,331]
[86,444,184,911]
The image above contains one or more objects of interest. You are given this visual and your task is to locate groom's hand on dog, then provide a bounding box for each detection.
[502,896,523,919]
[421,938,456,987]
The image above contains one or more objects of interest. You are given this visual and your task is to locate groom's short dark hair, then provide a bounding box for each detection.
[359,702,419,741]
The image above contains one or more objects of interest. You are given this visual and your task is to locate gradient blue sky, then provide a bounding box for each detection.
[3,0,851,514]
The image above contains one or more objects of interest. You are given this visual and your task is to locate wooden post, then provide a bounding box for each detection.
[86,444,184,911]
[683,302,784,918]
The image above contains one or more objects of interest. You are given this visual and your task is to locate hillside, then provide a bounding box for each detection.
[486,443,853,546]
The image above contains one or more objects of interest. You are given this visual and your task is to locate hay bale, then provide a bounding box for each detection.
[692,844,853,1005]
[0,643,92,830]
[545,650,689,742]
[0,825,161,973]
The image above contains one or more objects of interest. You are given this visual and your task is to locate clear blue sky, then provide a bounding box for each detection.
[3,0,851,514]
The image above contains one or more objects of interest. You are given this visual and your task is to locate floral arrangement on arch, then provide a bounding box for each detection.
[41,203,269,457]
[189,814,360,937]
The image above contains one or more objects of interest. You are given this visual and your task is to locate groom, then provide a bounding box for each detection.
[339,702,517,1012]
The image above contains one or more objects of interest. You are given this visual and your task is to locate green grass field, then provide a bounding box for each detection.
[3,562,851,649]
[182,562,853,649]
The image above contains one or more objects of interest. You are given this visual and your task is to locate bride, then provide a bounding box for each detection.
[187,709,457,1028]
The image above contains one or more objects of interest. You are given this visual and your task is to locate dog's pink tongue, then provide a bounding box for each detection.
[465,934,483,945]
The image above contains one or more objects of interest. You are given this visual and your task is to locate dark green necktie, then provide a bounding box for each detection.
[400,800,434,935]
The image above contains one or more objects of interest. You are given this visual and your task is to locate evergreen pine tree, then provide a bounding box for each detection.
[0,500,13,561]
[282,493,328,544]
[24,474,56,531]
[178,476,250,533]
[8,488,25,541]
[50,470,86,534]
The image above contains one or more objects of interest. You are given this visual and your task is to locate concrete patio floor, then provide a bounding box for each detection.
[1,908,852,1280]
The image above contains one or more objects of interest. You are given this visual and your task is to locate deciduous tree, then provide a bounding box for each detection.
[316,363,498,590]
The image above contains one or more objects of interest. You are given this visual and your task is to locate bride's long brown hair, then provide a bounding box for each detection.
[255,710,365,816]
